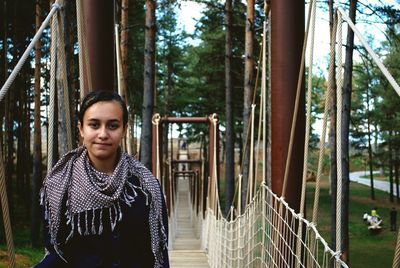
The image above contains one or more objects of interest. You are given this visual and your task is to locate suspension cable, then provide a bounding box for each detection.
[335,10,344,266]
[337,7,400,97]
[0,3,61,103]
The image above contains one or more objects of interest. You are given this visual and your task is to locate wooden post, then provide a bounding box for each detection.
[270,0,305,211]
[82,0,115,91]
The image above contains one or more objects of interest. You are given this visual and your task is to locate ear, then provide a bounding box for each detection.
[77,121,84,138]
[123,123,128,136]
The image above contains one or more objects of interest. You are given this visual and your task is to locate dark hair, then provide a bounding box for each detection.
[79,90,128,125]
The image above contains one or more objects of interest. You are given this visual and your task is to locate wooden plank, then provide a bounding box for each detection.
[169,250,209,268]
[169,178,209,268]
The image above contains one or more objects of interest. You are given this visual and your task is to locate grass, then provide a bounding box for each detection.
[306,175,400,268]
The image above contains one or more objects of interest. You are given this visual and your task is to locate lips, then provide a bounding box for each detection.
[94,143,112,149]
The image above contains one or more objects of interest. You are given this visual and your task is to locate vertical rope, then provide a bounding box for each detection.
[211,114,219,214]
[48,4,58,172]
[116,24,122,96]
[248,104,256,202]
[296,0,316,266]
[0,148,15,268]
[152,114,161,180]
[261,16,268,263]
[393,227,400,267]
[115,24,128,152]
[76,0,92,97]
[76,0,85,96]
[254,86,263,196]
[335,10,344,266]
[313,9,337,225]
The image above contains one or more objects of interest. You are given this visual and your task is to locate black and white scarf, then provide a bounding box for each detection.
[40,146,167,267]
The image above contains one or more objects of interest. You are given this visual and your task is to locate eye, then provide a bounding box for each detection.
[108,123,120,130]
[88,122,99,129]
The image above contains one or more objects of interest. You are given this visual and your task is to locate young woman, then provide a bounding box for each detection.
[35,91,169,268]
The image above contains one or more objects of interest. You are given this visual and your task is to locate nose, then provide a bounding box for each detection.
[98,126,109,139]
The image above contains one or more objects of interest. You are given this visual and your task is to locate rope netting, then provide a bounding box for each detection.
[202,184,348,268]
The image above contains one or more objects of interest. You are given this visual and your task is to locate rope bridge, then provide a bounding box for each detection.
[1,0,400,267]
[164,146,347,267]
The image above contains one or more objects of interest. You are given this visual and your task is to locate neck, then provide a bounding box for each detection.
[88,152,120,175]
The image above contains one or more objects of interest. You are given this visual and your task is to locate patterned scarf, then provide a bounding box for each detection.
[40,146,167,267]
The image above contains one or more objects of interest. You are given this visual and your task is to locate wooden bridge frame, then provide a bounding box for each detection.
[151,114,220,217]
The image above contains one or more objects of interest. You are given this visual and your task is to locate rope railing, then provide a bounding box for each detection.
[201,183,349,268]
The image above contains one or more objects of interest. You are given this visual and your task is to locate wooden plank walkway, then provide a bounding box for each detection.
[169,178,209,268]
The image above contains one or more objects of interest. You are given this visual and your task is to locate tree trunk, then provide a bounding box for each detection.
[31,0,42,248]
[120,0,131,154]
[140,0,156,170]
[24,82,31,201]
[366,77,375,200]
[389,130,394,202]
[241,0,254,211]
[121,0,129,101]
[2,0,7,156]
[16,86,25,194]
[0,0,5,152]
[328,0,338,255]
[224,0,234,214]
[395,150,399,203]
[341,0,357,262]
[64,0,77,146]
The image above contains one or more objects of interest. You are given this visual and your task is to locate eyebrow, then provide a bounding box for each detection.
[86,118,121,123]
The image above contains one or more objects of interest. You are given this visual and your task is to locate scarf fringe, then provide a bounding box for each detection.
[63,181,149,240]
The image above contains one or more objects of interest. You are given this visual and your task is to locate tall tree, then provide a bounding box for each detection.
[31,0,42,248]
[120,0,129,101]
[352,46,378,200]
[341,0,357,262]
[56,5,71,157]
[224,0,234,214]
[328,0,338,254]
[156,0,185,164]
[141,0,156,169]
[241,0,254,210]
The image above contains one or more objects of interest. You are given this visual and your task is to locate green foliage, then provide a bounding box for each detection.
[170,0,250,142]
[126,0,146,116]
[156,0,188,117]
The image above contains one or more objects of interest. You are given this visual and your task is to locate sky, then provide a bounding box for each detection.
[176,0,400,71]
[175,1,400,138]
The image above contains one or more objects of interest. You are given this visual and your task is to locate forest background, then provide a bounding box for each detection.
[1,0,400,266]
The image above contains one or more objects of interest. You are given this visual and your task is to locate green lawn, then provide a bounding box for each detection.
[306,176,399,268]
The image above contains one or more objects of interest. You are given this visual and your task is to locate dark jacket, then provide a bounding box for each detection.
[35,176,169,268]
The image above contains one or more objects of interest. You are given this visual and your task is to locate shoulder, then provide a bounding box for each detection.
[126,155,160,184]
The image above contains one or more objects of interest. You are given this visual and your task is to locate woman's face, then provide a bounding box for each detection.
[78,100,127,166]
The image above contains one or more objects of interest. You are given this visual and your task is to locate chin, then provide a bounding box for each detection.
[89,148,116,159]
